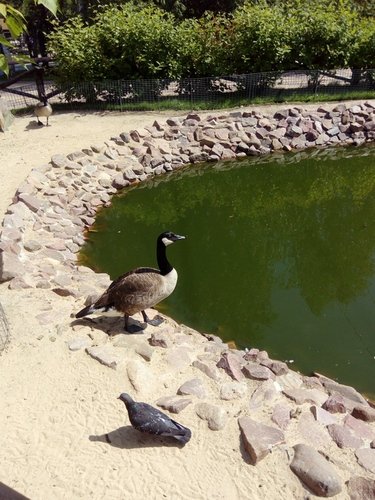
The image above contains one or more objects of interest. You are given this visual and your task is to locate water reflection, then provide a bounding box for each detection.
[82,145,375,395]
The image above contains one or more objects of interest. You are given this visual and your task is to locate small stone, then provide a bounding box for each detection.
[166,347,192,370]
[134,342,153,361]
[242,362,274,380]
[148,332,170,348]
[344,414,375,440]
[238,416,285,464]
[249,380,281,409]
[352,405,375,422]
[346,476,375,500]
[320,378,369,406]
[126,359,152,392]
[156,396,192,414]
[283,388,327,406]
[260,359,289,375]
[68,336,92,351]
[322,393,348,413]
[193,359,221,381]
[327,423,363,449]
[178,378,207,399]
[298,412,332,447]
[86,345,122,369]
[290,443,342,497]
[196,402,227,430]
[310,406,337,425]
[216,352,244,381]
[219,381,247,400]
[271,403,292,430]
[355,448,375,474]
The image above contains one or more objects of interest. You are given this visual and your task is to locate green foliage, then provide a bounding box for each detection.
[230,1,292,73]
[46,0,375,87]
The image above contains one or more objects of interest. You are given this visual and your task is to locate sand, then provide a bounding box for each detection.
[0,105,373,500]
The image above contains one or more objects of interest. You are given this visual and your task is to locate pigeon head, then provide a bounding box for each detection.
[118,393,134,406]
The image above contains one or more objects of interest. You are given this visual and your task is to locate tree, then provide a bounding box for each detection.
[0,0,58,75]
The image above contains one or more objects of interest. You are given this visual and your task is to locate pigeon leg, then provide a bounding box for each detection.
[142,310,164,327]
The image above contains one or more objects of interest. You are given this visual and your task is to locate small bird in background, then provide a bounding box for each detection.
[34,99,52,126]
[118,393,192,445]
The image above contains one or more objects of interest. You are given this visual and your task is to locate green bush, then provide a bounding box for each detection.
[47,0,375,92]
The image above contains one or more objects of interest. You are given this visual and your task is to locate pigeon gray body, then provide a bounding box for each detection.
[118,393,191,444]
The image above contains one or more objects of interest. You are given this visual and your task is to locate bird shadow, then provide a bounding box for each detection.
[89,426,185,449]
[25,120,44,130]
[71,315,158,337]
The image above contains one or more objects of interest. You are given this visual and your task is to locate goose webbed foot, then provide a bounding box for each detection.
[124,314,147,334]
[141,311,164,327]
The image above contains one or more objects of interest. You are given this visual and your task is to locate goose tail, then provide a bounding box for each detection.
[75,304,95,319]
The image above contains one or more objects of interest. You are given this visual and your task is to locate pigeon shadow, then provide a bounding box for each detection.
[89,426,186,449]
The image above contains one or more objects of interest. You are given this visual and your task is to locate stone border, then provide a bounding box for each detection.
[1,102,375,495]
[0,102,374,291]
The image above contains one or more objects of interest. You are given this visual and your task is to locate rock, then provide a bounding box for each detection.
[193,359,221,381]
[260,359,289,375]
[283,388,328,406]
[219,381,247,400]
[238,416,285,464]
[320,377,369,406]
[298,411,332,447]
[271,403,292,430]
[134,342,153,361]
[149,332,170,348]
[310,406,337,425]
[178,378,207,399]
[290,443,342,497]
[68,336,92,351]
[327,423,363,449]
[216,352,244,381]
[249,380,281,409]
[355,449,375,474]
[346,476,375,500]
[0,252,26,282]
[156,396,192,414]
[86,345,122,369]
[0,100,14,131]
[352,405,375,422]
[166,347,192,370]
[322,393,349,413]
[344,414,375,440]
[242,362,274,380]
[126,359,151,392]
[195,402,227,430]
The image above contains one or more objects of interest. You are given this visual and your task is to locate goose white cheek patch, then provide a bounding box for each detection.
[162,237,173,246]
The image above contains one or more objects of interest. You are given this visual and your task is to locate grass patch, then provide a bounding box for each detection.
[11,88,375,116]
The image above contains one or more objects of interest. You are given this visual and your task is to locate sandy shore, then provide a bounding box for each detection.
[0,104,374,500]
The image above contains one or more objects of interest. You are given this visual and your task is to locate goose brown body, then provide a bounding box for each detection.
[75,231,185,332]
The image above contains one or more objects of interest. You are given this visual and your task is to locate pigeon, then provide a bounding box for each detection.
[118,393,191,445]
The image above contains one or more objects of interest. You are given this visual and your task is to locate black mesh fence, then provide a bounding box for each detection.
[1,69,375,112]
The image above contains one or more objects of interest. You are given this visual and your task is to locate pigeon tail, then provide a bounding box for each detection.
[172,427,191,445]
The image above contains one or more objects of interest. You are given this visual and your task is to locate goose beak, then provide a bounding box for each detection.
[174,234,186,241]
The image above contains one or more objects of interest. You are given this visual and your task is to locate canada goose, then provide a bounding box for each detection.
[118,393,191,444]
[34,99,52,126]
[75,231,185,333]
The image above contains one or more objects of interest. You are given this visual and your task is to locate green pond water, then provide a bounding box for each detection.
[81,144,375,397]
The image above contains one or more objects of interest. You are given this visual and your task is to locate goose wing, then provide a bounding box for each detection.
[94,267,163,310]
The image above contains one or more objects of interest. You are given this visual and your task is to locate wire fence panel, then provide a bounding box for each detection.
[1,69,374,112]
[0,301,10,354]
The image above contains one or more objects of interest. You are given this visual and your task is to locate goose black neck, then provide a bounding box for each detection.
[157,238,173,276]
